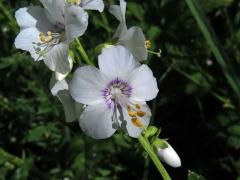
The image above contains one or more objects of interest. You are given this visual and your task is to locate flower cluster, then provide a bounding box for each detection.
[15,0,182,173]
[15,0,159,139]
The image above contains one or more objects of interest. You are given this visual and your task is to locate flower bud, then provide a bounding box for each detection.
[157,142,181,168]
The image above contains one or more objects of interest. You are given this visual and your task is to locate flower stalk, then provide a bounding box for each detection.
[138,134,171,180]
[75,38,94,66]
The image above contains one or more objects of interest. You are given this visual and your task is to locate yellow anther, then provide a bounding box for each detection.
[39,32,44,37]
[47,31,52,36]
[145,40,151,49]
[127,105,131,111]
[128,111,137,117]
[136,104,141,110]
[131,117,143,127]
[137,111,146,117]
[68,0,81,5]
[40,35,46,42]
[45,36,53,43]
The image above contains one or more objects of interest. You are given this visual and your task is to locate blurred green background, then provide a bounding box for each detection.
[1,0,240,179]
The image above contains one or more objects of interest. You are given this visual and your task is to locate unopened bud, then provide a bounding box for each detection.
[157,142,181,168]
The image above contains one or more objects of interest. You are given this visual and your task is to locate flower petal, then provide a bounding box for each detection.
[109,0,126,22]
[14,27,43,61]
[119,102,151,138]
[44,42,71,74]
[54,56,74,81]
[82,0,104,12]
[50,75,83,122]
[119,26,147,61]
[40,0,65,25]
[15,6,53,31]
[65,6,89,42]
[69,66,108,105]
[129,64,159,102]
[98,45,138,79]
[79,103,116,139]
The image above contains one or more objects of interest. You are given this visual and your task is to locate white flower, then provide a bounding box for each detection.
[50,73,83,122]
[67,0,104,13]
[157,142,181,168]
[109,0,148,61]
[69,46,158,139]
[14,0,90,78]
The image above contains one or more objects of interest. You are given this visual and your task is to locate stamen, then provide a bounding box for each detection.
[128,111,137,117]
[132,117,143,127]
[67,0,81,5]
[137,111,146,117]
[145,40,152,49]
[136,104,141,110]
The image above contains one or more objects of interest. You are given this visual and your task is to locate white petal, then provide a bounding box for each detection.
[50,73,68,96]
[109,0,126,22]
[119,26,147,61]
[40,0,65,25]
[114,22,128,38]
[14,27,43,61]
[55,56,74,81]
[58,90,83,122]
[65,6,89,42]
[50,75,82,122]
[15,6,53,31]
[82,0,104,12]
[98,45,138,79]
[118,102,151,138]
[79,103,116,139]
[69,66,108,105]
[157,142,181,168]
[44,42,71,74]
[129,65,159,102]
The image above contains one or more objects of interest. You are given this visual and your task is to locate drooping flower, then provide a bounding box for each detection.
[69,46,158,139]
[50,74,83,122]
[14,0,103,79]
[157,142,181,168]
[109,0,148,61]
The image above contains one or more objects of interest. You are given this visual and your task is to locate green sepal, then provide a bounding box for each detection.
[152,139,168,152]
[95,38,118,55]
[143,126,159,139]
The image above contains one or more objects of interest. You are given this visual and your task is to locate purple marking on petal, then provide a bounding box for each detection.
[56,21,65,30]
[101,78,132,110]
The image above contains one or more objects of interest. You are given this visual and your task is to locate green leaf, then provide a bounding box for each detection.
[185,0,240,101]
[187,170,206,180]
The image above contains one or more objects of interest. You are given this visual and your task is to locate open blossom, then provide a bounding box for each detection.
[14,0,103,79]
[157,142,181,168]
[69,46,158,139]
[109,0,148,61]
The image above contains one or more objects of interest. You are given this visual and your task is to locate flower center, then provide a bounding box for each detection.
[102,78,132,109]
[33,31,63,60]
[67,0,81,5]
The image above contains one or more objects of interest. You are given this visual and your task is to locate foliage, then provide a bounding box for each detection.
[0,0,240,179]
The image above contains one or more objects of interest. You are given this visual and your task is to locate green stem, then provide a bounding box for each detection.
[138,135,171,180]
[75,39,94,66]
[0,1,18,32]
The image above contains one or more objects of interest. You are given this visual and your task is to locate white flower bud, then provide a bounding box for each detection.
[157,142,181,168]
